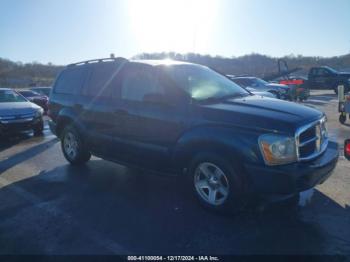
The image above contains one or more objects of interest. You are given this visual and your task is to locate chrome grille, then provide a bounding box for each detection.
[296,117,328,161]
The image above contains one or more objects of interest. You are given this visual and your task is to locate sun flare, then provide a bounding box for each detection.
[127,0,218,54]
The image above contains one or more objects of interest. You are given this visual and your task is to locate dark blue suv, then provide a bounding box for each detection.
[49,58,338,213]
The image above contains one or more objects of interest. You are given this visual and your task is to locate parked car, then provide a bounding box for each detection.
[49,58,338,213]
[277,76,310,102]
[31,87,52,97]
[229,76,290,99]
[0,88,44,136]
[18,89,49,113]
[307,66,350,94]
[244,87,277,98]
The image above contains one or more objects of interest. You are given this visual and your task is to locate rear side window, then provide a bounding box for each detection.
[54,67,87,94]
[82,63,121,98]
[121,67,164,102]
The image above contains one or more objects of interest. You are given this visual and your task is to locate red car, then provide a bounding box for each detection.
[18,89,49,113]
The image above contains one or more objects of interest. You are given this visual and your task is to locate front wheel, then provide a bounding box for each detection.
[188,153,245,214]
[33,121,44,136]
[61,126,91,165]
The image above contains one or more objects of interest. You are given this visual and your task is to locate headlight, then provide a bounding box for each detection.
[259,134,297,165]
[35,108,44,118]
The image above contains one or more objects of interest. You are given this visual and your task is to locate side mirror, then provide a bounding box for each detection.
[344,139,350,161]
[143,93,167,105]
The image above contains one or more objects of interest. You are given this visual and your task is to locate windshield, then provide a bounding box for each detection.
[163,64,249,102]
[324,66,338,74]
[254,78,269,85]
[0,90,27,102]
[19,90,39,97]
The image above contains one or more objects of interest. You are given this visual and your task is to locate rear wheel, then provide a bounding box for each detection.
[188,153,245,214]
[339,114,346,124]
[61,126,91,165]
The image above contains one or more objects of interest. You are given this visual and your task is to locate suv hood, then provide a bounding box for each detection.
[199,95,323,133]
[0,102,40,116]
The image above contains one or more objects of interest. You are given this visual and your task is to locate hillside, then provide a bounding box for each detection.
[134,52,350,78]
[1,53,350,88]
[0,58,63,88]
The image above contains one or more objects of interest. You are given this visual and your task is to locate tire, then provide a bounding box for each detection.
[33,121,44,136]
[61,125,91,165]
[339,114,346,124]
[188,152,245,214]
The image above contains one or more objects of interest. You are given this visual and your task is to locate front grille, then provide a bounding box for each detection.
[0,112,35,123]
[296,117,328,161]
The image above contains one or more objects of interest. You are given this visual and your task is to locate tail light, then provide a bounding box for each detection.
[345,139,350,161]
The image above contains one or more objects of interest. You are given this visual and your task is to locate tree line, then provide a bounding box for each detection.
[1,53,350,88]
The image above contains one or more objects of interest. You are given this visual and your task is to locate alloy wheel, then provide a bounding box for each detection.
[194,162,230,206]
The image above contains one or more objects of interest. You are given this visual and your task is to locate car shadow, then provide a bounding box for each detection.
[303,100,332,107]
[308,94,337,102]
[0,159,349,255]
[0,132,35,151]
[0,137,58,174]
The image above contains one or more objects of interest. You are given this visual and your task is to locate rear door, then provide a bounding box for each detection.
[76,62,125,156]
[116,64,189,170]
[50,66,89,123]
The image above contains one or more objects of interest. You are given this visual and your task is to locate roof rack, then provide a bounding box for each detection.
[67,57,128,67]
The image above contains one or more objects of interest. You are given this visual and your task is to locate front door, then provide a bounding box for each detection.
[117,64,189,171]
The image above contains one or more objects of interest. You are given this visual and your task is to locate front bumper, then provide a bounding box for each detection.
[0,117,43,134]
[245,141,338,195]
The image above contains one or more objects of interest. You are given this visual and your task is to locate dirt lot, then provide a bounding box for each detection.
[0,90,349,255]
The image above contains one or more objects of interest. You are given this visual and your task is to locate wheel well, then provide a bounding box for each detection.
[178,142,243,175]
[56,117,74,138]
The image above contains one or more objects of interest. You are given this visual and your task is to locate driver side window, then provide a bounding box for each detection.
[121,67,164,102]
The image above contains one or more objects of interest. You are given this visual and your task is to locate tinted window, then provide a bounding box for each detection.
[54,67,87,94]
[121,67,164,102]
[82,63,121,98]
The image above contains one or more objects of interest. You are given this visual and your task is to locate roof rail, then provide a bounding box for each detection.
[67,57,128,67]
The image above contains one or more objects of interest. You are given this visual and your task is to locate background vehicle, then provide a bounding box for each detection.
[49,58,338,213]
[229,76,290,99]
[0,88,44,136]
[307,66,350,94]
[30,87,52,97]
[245,87,277,98]
[18,89,49,113]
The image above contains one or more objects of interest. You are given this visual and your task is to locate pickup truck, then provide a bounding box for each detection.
[49,58,339,213]
[307,66,350,94]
